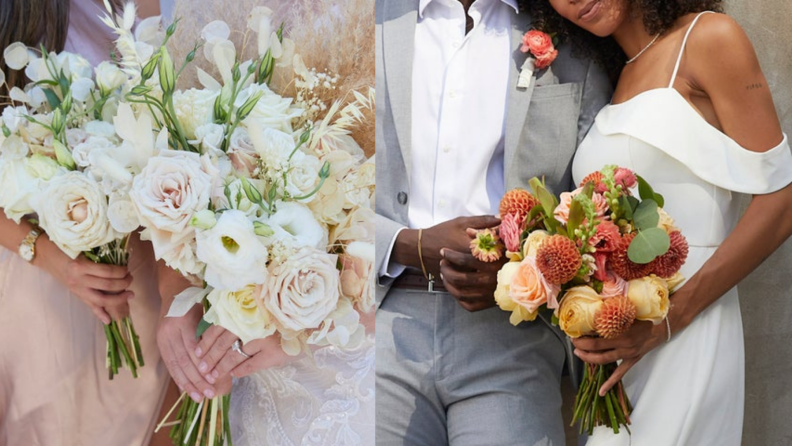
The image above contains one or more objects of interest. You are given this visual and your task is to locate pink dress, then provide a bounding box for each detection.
[0,1,168,445]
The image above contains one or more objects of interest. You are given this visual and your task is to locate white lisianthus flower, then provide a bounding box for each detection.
[34,172,120,258]
[72,136,116,168]
[0,155,40,222]
[130,150,214,271]
[172,88,220,139]
[196,209,269,291]
[192,123,225,157]
[239,83,303,132]
[95,61,127,94]
[260,247,340,332]
[204,285,276,344]
[264,201,326,250]
[54,52,92,80]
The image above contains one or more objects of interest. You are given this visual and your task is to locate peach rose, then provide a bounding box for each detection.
[600,271,629,298]
[626,275,670,324]
[520,30,558,70]
[558,286,604,338]
[534,49,558,70]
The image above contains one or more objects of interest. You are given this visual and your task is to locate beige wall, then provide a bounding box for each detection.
[725,1,792,444]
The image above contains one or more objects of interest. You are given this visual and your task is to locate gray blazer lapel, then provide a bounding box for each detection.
[383,0,418,183]
[503,9,535,178]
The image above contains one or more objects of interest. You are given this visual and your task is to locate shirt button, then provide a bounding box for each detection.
[442,145,451,153]
[438,200,447,208]
[397,192,408,205]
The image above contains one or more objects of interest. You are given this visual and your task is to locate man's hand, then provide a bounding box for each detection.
[393,215,501,278]
[439,247,506,312]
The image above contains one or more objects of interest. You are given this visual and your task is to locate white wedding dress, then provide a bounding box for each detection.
[572,12,792,445]
[228,335,375,445]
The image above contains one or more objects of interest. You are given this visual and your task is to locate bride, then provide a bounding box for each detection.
[523,0,792,444]
[155,1,375,444]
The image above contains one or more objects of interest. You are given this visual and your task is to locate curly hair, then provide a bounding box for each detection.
[519,0,724,81]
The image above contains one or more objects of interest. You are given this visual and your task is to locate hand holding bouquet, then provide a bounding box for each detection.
[471,165,688,434]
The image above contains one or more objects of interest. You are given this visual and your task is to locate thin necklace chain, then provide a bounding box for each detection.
[625,33,661,65]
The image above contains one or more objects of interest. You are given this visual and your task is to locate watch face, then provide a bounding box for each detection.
[19,243,34,262]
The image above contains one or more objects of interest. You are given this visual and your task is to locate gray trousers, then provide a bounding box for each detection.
[376,288,567,445]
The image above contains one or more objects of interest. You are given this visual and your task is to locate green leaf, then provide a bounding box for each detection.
[43,88,61,109]
[636,174,664,208]
[627,228,670,264]
[633,199,659,231]
[196,318,212,339]
[619,196,634,220]
[626,196,640,214]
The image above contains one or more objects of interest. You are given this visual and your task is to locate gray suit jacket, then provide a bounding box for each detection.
[375,0,612,384]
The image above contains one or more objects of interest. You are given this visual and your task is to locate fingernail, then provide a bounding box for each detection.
[212,370,219,378]
[195,347,203,357]
[198,361,208,372]
[205,374,215,384]
[204,389,215,399]
[440,249,446,257]
[190,392,202,403]
[439,273,444,281]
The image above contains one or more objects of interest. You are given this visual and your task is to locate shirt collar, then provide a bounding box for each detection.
[418,0,519,19]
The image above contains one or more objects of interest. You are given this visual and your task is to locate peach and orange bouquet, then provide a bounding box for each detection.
[471,165,688,435]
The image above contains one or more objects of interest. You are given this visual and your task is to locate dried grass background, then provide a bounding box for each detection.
[166,0,374,157]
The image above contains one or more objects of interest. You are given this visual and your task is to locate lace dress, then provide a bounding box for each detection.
[573,12,792,445]
[229,336,375,445]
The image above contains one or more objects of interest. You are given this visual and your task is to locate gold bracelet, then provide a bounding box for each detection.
[417,228,430,280]
[664,316,672,342]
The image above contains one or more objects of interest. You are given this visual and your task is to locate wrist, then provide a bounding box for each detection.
[392,228,420,269]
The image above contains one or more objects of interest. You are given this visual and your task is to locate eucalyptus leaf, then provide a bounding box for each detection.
[628,228,670,264]
[633,199,659,231]
[196,318,212,339]
[626,196,640,213]
[637,174,664,208]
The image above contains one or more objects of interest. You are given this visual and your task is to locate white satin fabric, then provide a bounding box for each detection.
[229,336,375,446]
[573,84,792,446]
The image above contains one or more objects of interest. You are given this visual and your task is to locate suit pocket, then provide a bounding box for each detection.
[506,82,583,194]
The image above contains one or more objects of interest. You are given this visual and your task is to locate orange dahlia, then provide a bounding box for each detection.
[609,233,652,280]
[650,231,689,278]
[499,188,539,222]
[535,235,582,284]
[579,171,604,189]
[595,295,637,339]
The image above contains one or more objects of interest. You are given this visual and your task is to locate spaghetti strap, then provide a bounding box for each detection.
[668,11,715,88]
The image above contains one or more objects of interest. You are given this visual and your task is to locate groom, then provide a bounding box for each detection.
[375,0,611,444]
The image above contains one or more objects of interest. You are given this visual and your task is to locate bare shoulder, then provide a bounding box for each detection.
[684,12,759,71]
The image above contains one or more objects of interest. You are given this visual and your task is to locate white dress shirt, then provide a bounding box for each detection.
[381,0,517,277]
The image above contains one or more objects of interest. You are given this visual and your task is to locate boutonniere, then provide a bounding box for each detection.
[517,30,559,89]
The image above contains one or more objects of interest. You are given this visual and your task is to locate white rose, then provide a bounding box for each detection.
[130,150,214,268]
[34,172,120,258]
[192,123,225,157]
[73,136,116,168]
[264,201,326,250]
[261,247,340,332]
[228,127,259,176]
[285,151,321,202]
[249,126,294,172]
[0,155,39,222]
[204,285,276,344]
[196,209,269,291]
[95,61,127,93]
[172,88,220,139]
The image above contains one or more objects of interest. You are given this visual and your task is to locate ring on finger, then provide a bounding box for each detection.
[231,339,251,359]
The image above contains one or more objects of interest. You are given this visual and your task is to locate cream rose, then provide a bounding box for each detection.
[558,286,604,338]
[497,257,560,326]
[260,247,340,332]
[35,172,120,258]
[494,261,535,325]
[204,285,276,344]
[657,207,680,233]
[227,127,260,176]
[196,210,269,291]
[130,150,213,271]
[626,275,670,324]
[172,88,219,139]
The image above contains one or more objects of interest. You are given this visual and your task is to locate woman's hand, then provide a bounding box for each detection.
[37,236,133,324]
[572,319,668,397]
[195,327,295,383]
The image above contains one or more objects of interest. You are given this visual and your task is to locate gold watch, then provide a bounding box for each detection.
[18,226,43,262]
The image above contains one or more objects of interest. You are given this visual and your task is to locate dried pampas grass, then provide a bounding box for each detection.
[166,0,374,157]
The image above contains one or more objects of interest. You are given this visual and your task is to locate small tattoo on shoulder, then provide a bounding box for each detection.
[746,83,764,90]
